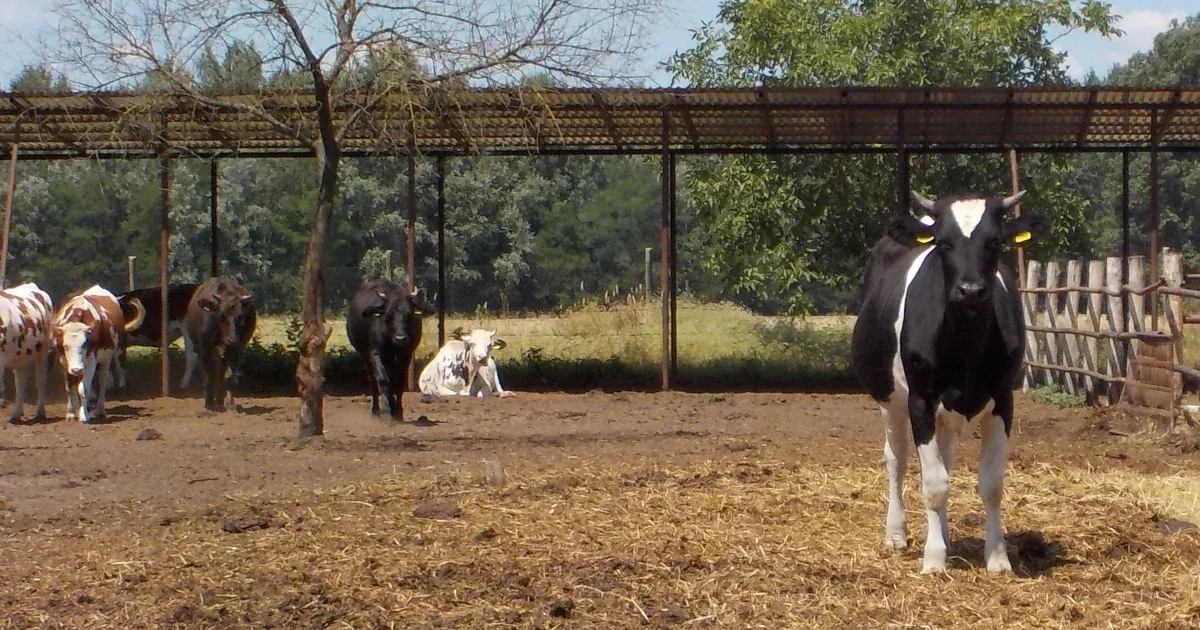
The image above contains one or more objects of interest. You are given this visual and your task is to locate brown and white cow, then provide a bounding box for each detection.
[185,277,257,413]
[0,283,55,423]
[52,285,145,423]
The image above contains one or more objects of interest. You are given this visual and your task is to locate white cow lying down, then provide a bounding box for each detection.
[419,328,515,398]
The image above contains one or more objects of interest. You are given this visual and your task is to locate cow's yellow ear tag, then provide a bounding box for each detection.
[915,234,935,244]
[1013,231,1032,244]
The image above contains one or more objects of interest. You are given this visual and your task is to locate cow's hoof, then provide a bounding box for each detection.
[500,391,516,398]
[883,534,908,551]
[986,549,1013,573]
[8,416,20,425]
[921,555,948,575]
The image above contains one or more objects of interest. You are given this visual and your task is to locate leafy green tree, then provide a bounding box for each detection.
[1075,14,1200,270]
[668,0,1122,314]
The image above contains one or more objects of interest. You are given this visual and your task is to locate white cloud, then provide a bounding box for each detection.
[1107,7,1187,63]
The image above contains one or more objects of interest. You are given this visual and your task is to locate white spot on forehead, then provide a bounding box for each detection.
[918,215,935,226]
[950,199,987,237]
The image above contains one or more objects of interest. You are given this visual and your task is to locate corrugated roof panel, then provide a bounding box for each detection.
[4,86,1200,156]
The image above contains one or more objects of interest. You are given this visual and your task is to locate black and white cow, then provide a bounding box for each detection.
[115,283,200,390]
[346,279,436,421]
[850,189,1047,574]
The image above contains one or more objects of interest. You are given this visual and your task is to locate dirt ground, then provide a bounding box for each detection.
[3,390,1200,628]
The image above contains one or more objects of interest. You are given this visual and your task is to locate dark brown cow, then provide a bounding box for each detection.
[185,277,257,412]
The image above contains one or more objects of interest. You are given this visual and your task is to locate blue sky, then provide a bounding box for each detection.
[1,1,1195,89]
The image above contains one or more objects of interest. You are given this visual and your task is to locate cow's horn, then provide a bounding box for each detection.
[1000,190,1027,210]
[910,190,937,212]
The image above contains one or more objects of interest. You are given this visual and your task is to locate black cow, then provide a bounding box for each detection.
[114,283,201,390]
[185,277,257,412]
[346,278,436,421]
[850,189,1047,575]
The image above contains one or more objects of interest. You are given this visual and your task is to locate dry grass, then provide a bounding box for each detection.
[4,457,1200,628]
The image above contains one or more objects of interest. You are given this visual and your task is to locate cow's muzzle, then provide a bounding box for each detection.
[951,281,987,307]
[68,367,84,378]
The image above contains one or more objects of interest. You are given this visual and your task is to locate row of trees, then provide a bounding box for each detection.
[6,1,1200,437]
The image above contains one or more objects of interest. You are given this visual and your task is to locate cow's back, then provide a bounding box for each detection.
[851,244,934,401]
[0,284,54,364]
[119,283,198,344]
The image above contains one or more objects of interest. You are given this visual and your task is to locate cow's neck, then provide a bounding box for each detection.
[941,303,995,364]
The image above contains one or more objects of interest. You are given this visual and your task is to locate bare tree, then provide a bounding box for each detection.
[36,0,670,439]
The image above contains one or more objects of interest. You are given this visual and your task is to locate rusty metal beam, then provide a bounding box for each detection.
[669,151,678,377]
[1009,149,1025,287]
[436,155,446,348]
[158,132,172,398]
[0,137,16,285]
[1150,109,1161,330]
[209,159,219,277]
[660,107,672,392]
[406,134,418,392]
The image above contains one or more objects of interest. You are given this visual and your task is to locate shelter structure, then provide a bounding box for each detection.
[3,86,1200,395]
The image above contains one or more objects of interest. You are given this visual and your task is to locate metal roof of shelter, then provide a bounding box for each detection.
[3,86,1200,160]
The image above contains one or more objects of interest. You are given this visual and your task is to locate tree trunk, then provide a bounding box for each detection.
[296,147,339,439]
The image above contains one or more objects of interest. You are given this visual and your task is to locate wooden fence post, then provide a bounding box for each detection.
[1066,260,1096,398]
[1087,260,1106,398]
[1105,256,1126,402]
[1125,255,1147,389]
[1044,262,1075,395]
[1163,248,1185,405]
[1024,260,1044,388]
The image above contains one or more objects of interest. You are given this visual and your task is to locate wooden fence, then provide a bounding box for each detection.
[1020,248,1200,413]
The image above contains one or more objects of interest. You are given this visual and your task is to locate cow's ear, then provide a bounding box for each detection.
[493,338,507,351]
[198,296,218,312]
[887,215,937,247]
[239,293,253,306]
[1002,212,1049,246]
[364,291,387,317]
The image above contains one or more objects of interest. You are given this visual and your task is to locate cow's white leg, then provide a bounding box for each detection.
[933,405,964,547]
[916,433,951,574]
[881,397,909,550]
[77,360,97,423]
[181,333,198,389]
[8,363,28,423]
[486,357,514,398]
[65,379,81,423]
[33,353,48,420]
[979,412,1013,573]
